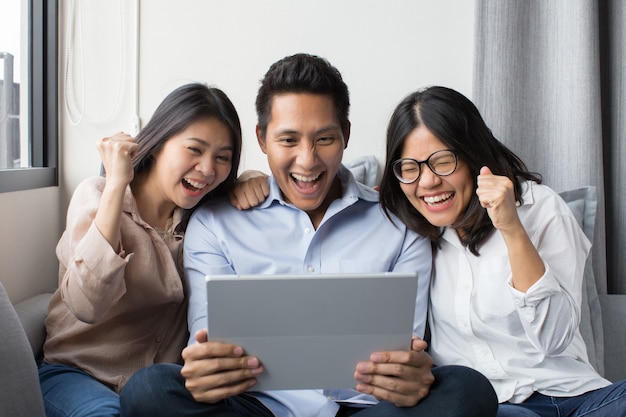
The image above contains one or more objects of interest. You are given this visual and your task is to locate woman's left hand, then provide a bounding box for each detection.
[476,166,521,232]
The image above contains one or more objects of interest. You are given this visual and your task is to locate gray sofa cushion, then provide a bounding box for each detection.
[14,293,53,359]
[344,155,379,187]
[558,186,604,376]
[0,282,46,417]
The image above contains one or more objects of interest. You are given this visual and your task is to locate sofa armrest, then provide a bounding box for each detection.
[598,294,626,383]
[13,293,53,359]
[0,284,47,417]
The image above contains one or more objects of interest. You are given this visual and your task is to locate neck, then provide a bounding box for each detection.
[131,173,176,229]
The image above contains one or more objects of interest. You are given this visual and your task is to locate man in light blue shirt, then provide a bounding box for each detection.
[121,53,497,417]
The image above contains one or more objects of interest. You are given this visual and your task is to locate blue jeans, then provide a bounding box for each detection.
[39,362,121,417]
[497,380,626,417]
[120,363,498,417]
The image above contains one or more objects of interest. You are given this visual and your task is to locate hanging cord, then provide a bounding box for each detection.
[63,0,124,126]
[131,0,141,134]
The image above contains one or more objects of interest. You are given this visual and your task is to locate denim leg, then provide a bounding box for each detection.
[348,365,498,417]
[497,380,626,417]
[119,363,274,417]
[497,403,542,417]
[562,380,626,417]
[39,362,120,417]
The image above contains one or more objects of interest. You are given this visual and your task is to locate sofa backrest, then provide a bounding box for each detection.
[558,186,604,377]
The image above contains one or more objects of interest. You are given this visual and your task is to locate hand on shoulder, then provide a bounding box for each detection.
[228,170,269,210]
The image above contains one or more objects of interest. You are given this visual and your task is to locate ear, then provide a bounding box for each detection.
[342,121,351,149]
[256,125,268,155]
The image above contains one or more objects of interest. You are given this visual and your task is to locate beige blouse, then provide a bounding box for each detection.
[43,176,188,392]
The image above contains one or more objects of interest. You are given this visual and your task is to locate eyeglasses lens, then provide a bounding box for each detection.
[393,150,457,184]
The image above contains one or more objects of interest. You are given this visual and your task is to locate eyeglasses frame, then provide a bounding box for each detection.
[392,149,458,184]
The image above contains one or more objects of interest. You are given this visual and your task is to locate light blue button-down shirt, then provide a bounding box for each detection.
[184,165,432,417]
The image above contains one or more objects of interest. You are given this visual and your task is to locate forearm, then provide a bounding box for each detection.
[501,223,545,293]
[506,214,588,354]
[93,181,126,252]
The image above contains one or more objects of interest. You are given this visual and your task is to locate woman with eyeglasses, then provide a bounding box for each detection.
[378,86,626,417]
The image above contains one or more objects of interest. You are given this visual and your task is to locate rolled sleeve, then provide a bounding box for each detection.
[59,222,131,323]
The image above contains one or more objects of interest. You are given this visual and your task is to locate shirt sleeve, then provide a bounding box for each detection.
[183,207,235,345]
[392,231,432,339]
[507,213,590,355]
[56,179,132,323]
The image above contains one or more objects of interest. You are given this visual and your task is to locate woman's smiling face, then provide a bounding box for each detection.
[398,125,474,228]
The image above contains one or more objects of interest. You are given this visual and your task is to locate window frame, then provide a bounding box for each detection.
[0,0,57,193]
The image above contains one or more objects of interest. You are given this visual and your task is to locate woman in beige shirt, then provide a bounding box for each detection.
[39,83,243,417]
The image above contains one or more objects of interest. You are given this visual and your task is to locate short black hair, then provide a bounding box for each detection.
[255,53,350,138]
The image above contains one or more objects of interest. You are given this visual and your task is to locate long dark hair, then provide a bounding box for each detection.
[129,83,242,233]
[379,86,541,255]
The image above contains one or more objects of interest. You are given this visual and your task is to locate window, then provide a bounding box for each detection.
[0,0,57,193]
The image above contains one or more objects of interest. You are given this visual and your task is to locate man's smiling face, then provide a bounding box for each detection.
[257,93,349,226]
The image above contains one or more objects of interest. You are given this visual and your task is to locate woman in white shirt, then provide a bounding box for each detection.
[378,86,626,417]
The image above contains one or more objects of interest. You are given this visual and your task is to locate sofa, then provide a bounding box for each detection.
[1,183,625,417]
[1,285,48,417]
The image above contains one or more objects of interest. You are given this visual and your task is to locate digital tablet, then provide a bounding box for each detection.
[205,272,419,391]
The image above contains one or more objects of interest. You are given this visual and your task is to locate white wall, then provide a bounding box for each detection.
[0,188,61,303]
[60,0,475,195]
[1,0,475,302]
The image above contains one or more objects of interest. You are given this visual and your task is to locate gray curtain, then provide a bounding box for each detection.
[473,0,625,295]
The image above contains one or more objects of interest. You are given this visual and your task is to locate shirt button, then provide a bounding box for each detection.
[307,265,315,272]
[304,227,311,234]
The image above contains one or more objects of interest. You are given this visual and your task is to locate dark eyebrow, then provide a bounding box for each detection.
[273,129,299,136]
[315,126,343,135]
[186,137,233,151]
[273,125,342,137]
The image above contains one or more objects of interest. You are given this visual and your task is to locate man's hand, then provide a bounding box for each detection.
[180,329,264,403]
[354,338,434,407]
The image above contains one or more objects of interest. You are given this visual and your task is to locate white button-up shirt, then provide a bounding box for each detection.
[429,181,610,404]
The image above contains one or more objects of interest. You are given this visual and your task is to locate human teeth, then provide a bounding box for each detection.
[184,178,206,189]
[292,173,320,182]
[424,193,452,204]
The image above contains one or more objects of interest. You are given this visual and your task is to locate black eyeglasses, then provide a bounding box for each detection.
[392,149,458,184]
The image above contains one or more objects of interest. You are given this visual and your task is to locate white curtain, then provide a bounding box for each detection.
[472,0,626,295]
